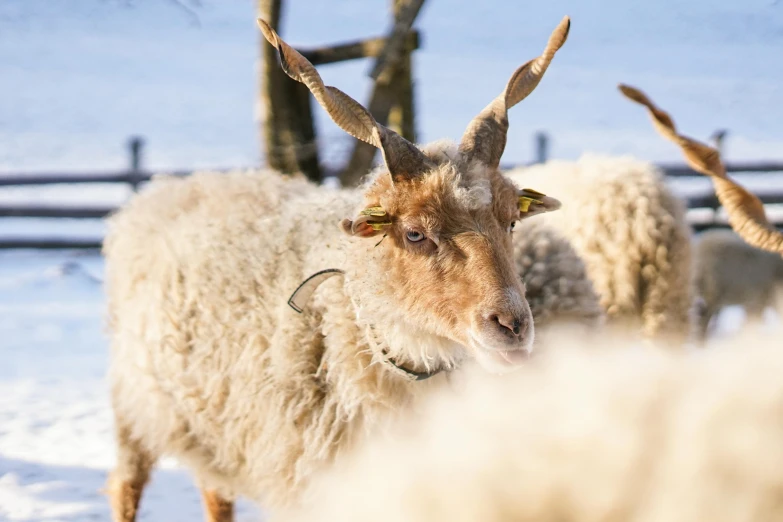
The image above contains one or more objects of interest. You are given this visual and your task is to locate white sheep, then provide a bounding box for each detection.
[103,17,571,522]
[513,218,604,332]
[694,228,783,339]
[282,327,783,522]
[504,155,694,344]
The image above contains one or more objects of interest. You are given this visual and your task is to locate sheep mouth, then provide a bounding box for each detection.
[497,348,531,364]
[485,346,531,364]
[469,331,534,373]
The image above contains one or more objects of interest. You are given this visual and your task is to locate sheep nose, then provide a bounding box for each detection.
[489,313,529,339]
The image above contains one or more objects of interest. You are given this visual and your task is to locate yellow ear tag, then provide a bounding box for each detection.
[369,221,392,231]
[519,196,542,213]
[360,206,387,217]
[521,188,546,198]
[519,188,546,213]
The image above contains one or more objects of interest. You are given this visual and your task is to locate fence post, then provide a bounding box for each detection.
[708,130,728,228]
[340,0,424,186]
[711,129,727,156]
[128,136,145,192]
[535,132,549,164]
[258,0,321,183]
[384,0,421,143]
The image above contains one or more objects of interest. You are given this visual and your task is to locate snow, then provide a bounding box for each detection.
[0,251,263,522]
[2,0,783,520]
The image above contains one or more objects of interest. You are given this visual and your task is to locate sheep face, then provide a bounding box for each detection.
[346,150,563,372]
[259,17,570,372]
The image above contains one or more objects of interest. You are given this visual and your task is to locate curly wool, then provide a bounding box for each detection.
[103,168,458,512]
[103,156,603,515]
[505,154,694,343]
[284,327,783,522]
[514,219,603,332]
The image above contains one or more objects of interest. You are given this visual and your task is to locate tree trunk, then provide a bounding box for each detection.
[257,0,321,182]
[340,0,420,186]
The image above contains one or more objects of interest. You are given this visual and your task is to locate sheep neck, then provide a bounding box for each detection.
[290,268,450,381]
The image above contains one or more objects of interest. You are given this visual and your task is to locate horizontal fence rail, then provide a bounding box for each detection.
[659,162,783,177]
[0,238,107,250]
[2,134,782,249]
[2,164,783,249]
[0,171,193,187]
[0,205,115,219]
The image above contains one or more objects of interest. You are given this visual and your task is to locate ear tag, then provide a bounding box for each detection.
[519,188,546,213]
[357,206,392,230]
[519,196,542,213]
[521,188,546,197]
[369,221,392,231]
[360,206,387,217]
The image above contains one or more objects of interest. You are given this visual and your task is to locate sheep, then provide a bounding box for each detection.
[103,16,571,522]
[513,218,604,332]
[694,228,783,339]
[504,155,694,344]
[281,327,783,522]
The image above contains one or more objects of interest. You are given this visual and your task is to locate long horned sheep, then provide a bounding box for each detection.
[504,155,694,343]
[282,328,783,522]
[103,16,571,522]
[694,229,783,340]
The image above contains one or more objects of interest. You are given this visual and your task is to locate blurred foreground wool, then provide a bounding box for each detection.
[282,327,783,522]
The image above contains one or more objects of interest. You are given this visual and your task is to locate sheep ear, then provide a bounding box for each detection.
[339,207,391,238]
[518,188,561,219]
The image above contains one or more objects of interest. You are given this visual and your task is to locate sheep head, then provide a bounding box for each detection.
[258,18,568,373]
[620,84,783,256]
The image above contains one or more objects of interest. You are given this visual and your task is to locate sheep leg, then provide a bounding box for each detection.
[200,489,234,522]
[106,422,157,522]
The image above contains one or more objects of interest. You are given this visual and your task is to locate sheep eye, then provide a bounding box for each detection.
[508,221,516,233]
[406,230,425,243]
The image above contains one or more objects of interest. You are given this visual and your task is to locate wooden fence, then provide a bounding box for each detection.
[1,134,782,249]
[259,0,425,185]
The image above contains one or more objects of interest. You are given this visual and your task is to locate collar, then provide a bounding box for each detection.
[382,351,445,381]
[288,269,446,381]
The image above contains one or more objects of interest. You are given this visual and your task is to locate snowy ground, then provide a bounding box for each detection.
[0,251,262,522]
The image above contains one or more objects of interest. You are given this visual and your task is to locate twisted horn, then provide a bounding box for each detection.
[620,84,783,255]
[459,16,570,169]
[258,19,433,181]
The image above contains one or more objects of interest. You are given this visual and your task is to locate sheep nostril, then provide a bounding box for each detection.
[490,313,525,339]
